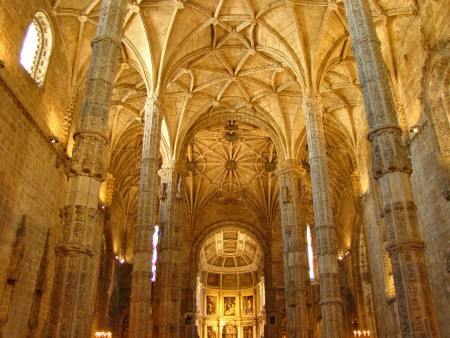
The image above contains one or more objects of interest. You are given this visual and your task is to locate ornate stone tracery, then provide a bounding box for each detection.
[129,97,164,338]
[303,95,344,338]
[276,160,309,338]
[343,0,441,336]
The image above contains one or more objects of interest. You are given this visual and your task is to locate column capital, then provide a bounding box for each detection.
[145,95,164,109]
[302,94,323,114]
[159,160,186,177]
[275,159,306,177]
[302,93,321,103]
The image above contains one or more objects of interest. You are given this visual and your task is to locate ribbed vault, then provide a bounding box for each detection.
[51,0,420,263]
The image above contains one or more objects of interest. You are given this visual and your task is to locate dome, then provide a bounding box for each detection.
[200,230,263,289]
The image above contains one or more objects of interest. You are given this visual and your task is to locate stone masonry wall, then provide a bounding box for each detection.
[0,0,72,336]
[0,78,67,337]
[390,1,450,336]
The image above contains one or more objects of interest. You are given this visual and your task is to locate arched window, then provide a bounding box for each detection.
[306,225,315,280]
[20,11,53,87]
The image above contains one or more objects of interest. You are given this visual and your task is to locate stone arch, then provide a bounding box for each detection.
[423,52,450,167]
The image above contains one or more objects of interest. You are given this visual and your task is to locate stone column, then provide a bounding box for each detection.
[95,210,114,331]
[343,0,440,336]
[184,247,199,338]
[129,97,163,338]
[153,162,185,337]
[48,1,126,337]
[263,249,279,338]
[303,95,344,338]
[276,160,309,338]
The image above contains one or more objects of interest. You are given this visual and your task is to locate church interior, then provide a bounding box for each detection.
[0,0,448,337]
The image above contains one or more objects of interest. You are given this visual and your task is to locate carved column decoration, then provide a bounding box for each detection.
[303,95,344,338]
[27,229,51,338]
[96,211,114,331]
[184,246,199,338]
[276,160,309,338]
[105,172,116,206]
[153,162,185,338]
[343,0,440,336]
[263,240,279,338]
[129,97,164,338]
[0,215,27,338]
[47,1,127,337]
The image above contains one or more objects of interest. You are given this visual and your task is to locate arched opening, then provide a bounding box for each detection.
[196,229,264,338]
[20,11,53,87]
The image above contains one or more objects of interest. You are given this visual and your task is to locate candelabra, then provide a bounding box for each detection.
[94,331,112,338]
[353,330,371,337]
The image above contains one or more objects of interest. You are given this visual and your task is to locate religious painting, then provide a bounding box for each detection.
[206,295,217,315]
[207,326,217,338]
[223,296,236,316]
[243,295,253,315]
[243,326,253,338]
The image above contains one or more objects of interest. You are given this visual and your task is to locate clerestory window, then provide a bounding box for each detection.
[307,225,315,280]
[151,225,159,282]
[20,11,53,87]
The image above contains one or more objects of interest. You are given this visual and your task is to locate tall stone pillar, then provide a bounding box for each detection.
[153,162,185,337]
[184,247,199,338]
[303,95,344,338]
[95,210,114,332]
[47,1,126,337]
[276,160,309,338]
[263,248,279,338]
[343,1,440,336]
[129,97,163,338]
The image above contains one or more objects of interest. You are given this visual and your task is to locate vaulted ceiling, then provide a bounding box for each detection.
[51,0,418,260]
[199,229,263,288]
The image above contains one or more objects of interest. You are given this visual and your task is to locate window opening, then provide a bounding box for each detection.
[20,22,40,72]
[307,225,315,280]
[20,11,53,87]
[151,225,159,282]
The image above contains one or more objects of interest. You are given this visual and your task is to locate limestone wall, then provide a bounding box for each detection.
[0,78,67,337]
[391,1,450,336]
[0,0,71,336]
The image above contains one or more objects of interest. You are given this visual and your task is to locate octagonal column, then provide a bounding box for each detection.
[153,162,185,338]
[343,1,440,337]
[276,160,309,338]
[303,95,344,338]
[47,1,126,337]
[129,97,163,338]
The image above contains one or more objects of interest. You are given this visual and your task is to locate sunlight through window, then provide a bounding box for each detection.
[151,225,159,282]
[20,21,39,73]
[307,225,315,280]
[19,11,52,87]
